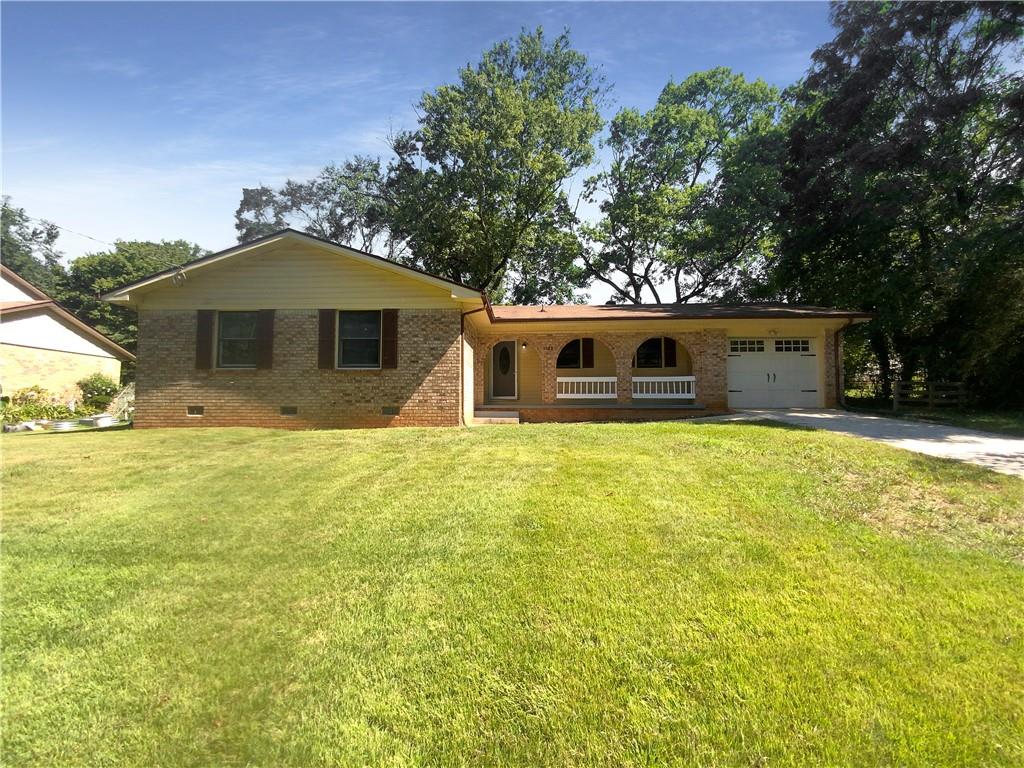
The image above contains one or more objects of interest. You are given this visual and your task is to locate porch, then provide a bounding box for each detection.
[474,333,724,419]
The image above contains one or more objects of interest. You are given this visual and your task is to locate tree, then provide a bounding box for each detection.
[234,158,405,258]
[57,240,205,352]
[581,69,783,304]
[1,197,64,294]
[772,2,1024,403]
[233,29,604,302]
[384,27,605,302]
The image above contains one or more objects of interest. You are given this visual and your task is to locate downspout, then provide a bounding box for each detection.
[460,302,489,427]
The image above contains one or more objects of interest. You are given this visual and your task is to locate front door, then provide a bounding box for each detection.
[492,341,518,399]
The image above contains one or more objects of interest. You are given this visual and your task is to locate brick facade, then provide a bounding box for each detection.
[135,309,462,429]
[472,329,729,410]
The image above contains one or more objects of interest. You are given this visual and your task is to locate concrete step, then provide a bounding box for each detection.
[472,410,520,425]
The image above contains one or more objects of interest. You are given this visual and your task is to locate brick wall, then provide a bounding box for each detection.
[1,343,122,402]
[135,309,462,429]
[471,329,729,410]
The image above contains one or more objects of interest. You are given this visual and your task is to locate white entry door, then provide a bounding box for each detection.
[726,338,820,408]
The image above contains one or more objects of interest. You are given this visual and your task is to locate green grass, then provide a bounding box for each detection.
[844,397,1024,437]
[3,422,1023,767]
[890,408,1024,437]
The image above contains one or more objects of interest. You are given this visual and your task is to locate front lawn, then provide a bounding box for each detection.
[844,398,1024,437]
[3,423,1023,766]
[890,408,1024,436]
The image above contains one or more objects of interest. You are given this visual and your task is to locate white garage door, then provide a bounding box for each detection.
[726,338,820,408]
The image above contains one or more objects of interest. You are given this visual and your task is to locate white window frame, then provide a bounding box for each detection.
[729,339,765,353]
[774,338,811,353]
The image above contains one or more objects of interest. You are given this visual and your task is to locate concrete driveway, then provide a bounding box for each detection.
[739,409,1024,477]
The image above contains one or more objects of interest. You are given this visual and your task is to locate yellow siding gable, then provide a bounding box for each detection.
[137,241,462,310]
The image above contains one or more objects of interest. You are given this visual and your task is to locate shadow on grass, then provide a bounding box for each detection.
[697,418,816,432]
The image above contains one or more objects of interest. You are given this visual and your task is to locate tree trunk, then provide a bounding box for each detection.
[869,329,893,402]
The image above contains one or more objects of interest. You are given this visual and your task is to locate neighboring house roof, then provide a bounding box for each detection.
[1,299,50,311]
[487,302,874,322]
[0,266,136,361]
[1,264,50,301]
[101,228,485,303]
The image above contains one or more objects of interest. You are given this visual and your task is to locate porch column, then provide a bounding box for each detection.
[607,337,634,403]
[700,329,729,410]
[539,337,558,404]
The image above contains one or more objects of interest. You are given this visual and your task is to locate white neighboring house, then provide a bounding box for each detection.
[0,264,134,403]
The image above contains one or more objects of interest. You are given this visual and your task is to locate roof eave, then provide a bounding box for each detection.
[486,311,876,323]
[101,229,484,302]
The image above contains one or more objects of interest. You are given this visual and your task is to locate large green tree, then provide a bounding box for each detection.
[57,240,205,352]
[234,157,405,259]
[582,69,783,303]
[384,28,605,302]
[772,1,1024,402]
[234,29,603,302]
[1,197,64,294]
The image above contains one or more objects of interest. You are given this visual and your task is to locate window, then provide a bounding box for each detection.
[775,338,811,353]
[280,406,298,416]
[186,405,204,416]
[730,339,765,353]
[635,337,664,368]
[557,339,582,369]
[217,311,258,368]
[338,310,381,368]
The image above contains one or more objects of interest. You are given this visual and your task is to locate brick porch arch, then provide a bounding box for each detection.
[474,329,728,407]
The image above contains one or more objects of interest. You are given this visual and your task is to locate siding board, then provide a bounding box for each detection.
[138,243,458,310]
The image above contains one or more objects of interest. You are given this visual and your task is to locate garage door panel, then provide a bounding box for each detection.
[727,339,820,408]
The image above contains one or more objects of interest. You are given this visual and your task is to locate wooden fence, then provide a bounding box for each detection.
[894,381,966,409]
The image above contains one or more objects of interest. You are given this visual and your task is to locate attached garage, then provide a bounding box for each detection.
[726,337,820,408]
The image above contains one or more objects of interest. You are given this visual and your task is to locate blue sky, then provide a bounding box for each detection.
[2,1,835,275]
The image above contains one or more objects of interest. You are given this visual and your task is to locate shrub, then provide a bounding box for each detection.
[10,385,50,406]
[1,402,75,423]
[77,373,119,410]
[0,385,97,423]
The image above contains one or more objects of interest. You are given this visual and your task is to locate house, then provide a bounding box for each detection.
[1,265,134,401]
[102,229,871,429]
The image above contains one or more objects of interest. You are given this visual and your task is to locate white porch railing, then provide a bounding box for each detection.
[556,376,617,399]
[632,376,696,399]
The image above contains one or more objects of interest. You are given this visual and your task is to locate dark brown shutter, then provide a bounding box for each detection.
[256,310,275,369]
[195,310,214,369]
[381,309,399,369]
[664,337,677,367]
[318,309,336,369]
[581,337,594,369]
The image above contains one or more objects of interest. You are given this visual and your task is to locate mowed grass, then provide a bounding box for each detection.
[845,400,1024,437]
[2,422,1023,767]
